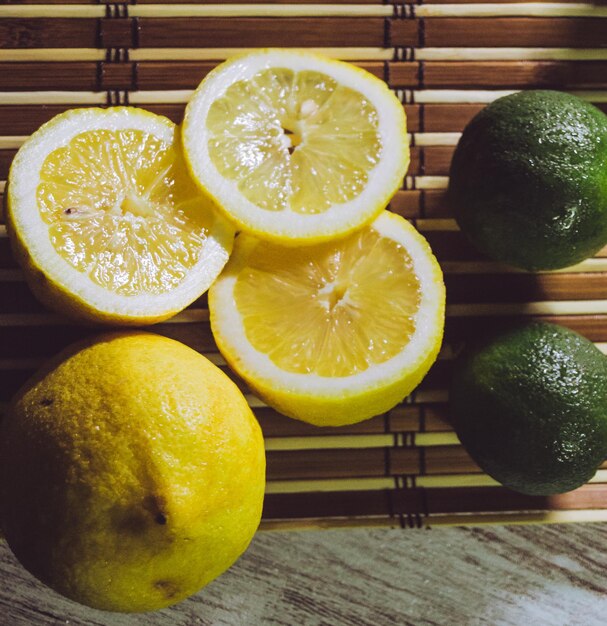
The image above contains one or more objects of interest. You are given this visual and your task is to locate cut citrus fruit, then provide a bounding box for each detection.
[209,211,445,426]
[7,107,235,325]
[183,50,409,244]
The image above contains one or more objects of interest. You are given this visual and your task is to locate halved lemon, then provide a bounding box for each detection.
[209,211,445,426]
[7,107,235,325]
[183,50,409,244]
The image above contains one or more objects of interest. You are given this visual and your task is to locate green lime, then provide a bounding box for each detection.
[449,321,607,495]
[449,90,607,271]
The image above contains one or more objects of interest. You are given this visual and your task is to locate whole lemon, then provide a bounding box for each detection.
[0,332,265,612]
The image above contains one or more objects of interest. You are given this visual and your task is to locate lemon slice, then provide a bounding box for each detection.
[209,211,445,426]
[7,107,235,324]
[183,50,409,243]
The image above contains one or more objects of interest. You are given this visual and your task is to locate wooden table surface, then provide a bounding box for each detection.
[2,524,607,625]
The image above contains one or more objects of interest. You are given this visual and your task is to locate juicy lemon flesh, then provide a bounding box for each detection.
[206,68,381,214]
[234,227,421,377]
[37,129,211,296]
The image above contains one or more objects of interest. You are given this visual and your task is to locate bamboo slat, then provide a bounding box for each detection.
[4,61,607,91]
[412,90,607,104]
[140,18,388,48]
[1,5,396,18]
[2,17,605,49]
[265,468,607,495]
[0,18,99,48]
[2,4,607,19]
[1,1,607,530]
[421,18,607,47]
[7,47,607,63]
[261,484,607,523]
[417,48,607,61]
[417,4,607,18]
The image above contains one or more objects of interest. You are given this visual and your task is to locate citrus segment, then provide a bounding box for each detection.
[210,211,445,426]
[8,107,235,324]
[234,228,421,377]
[184,50,409,243]
[206,68,381,214]
[37,128,209,296]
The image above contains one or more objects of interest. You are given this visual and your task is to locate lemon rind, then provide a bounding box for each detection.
[183,49,409,244]
[209,211,445,425]
[7,107,235,324]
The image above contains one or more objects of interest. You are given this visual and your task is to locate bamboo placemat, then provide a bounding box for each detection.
[1,1,607,530]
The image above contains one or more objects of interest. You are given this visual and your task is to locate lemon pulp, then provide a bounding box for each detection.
[234,228,421,377]
[36,129,210,296]
[206,68,381,214]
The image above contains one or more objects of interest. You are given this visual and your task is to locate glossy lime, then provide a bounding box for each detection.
[450,321,607,495]
[449,91,607,270]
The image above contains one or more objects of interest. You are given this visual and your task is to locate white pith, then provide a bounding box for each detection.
[210,211,444,396]
[183,50,408,240]
[9,108,235,319]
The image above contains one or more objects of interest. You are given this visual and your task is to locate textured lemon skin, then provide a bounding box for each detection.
[0,333,265,612]
[183,49,410,245]
[210,215,445,427]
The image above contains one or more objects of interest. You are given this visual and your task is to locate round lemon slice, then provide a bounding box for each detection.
[7,107,235,325]
[183,50,409,244]
[209,211,445,426]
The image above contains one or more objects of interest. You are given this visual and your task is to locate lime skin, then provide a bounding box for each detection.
[449,90,607,271]
[449,321,607,496]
